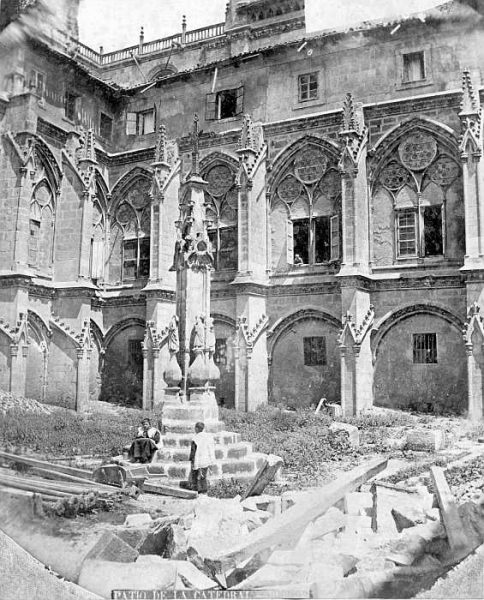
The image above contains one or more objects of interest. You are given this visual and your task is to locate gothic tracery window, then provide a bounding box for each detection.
[271,145,341,269]
[204,163,238,271]
[108,179,151,283]
[29,181,55,273]
[90,199,105,282]
[376,130,462,261]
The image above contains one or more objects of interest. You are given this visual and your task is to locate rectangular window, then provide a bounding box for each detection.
[314,216,330,264]
[64,91,78,121]
[293,218,310,264]
[304,337,327,366]
[298,73,318,102]
[214,338,227,367]
[100,113,113,140]
[403,51,425,83]
[137,109,155,135]
[126,112,137,135]
[30,69,45,96]
[397,210,417,257]
[123,239,137,280]
[206,86,244,120]
[28,219,40,266]
[209,227,238,270]
[122,238,150,280]
[423,205,443,256]
[330,214,341,261]
[413,333,437,364]
[128,339,144,379]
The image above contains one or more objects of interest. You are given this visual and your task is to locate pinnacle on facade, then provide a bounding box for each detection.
[239,113,254,151]
[154,124,167,164]
[79,128,96,164]
[460,68,480,116]
[190,114,201,176]
[341,92,363,135]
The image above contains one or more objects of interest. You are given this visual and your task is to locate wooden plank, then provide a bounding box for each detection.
[209,457,387,571]
[30,467,107,487]
[242,455,283,500]
[0,450,92,479]
[0,478,71,497]
[142,479,198,499]
[0,473,113,496]
[430,466,469,556]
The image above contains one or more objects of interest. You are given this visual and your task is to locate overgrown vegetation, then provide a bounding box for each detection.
[220,406,355,485]
[0,407,162,456]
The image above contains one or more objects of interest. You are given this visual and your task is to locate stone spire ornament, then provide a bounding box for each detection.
[339,92,368,174]
[190,113,201,176]
[459,69,482,161]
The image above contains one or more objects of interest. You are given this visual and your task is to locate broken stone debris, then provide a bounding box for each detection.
[329,422,360,448]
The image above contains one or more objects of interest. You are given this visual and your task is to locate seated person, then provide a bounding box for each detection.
[128,418,162,463]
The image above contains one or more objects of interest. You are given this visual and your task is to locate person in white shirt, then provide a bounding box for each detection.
[189,421,216,494]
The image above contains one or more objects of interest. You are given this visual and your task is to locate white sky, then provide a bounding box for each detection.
[79,0,447,52]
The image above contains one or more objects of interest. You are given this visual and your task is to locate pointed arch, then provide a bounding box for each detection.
[268,135,341,196]
[14,132,63,191]
[372,302,464,361]
[200,150,239,174]
[370,117,459,187]
[110,166,152,210]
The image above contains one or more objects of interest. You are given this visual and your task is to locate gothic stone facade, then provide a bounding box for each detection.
[1,0,484,418]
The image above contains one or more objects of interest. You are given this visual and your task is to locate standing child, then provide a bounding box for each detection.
[189,422,216,494]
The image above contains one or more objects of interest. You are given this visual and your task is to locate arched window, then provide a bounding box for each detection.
[109,179,151,282]
[204,164,238,271]
[271,145,341,268]
[376,130,462,260]
[29,181,55,273]
[90,199,105,282]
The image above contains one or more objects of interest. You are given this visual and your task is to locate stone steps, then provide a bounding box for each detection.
[163,418,224,434]
[161,430,240,449]
[154,441,253,463]
[156,451,267,482]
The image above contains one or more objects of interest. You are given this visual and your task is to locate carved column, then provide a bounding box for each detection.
[78,130,97,281]
[463,304,484,420]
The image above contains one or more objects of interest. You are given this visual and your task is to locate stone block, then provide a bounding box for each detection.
[345,515,373,535]
[83,531,139,563]
[406,429,447,452]
[344,492,373,516]
[330,422,360,447]
[326,403,343,418]
[241,494,281,517]
[78,558,177,598]
[166,524,188,559]
[124,513,153,528]
[372,483,430,537]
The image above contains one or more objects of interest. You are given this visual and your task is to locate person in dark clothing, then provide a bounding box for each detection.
[189,422,216,494]
[128,418,162,463]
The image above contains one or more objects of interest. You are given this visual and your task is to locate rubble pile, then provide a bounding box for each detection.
[0,390,53,414]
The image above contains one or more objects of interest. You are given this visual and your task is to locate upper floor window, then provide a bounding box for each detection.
[29,69,45,96]
[298,72,318,102]
[375,130,462,264]
[108,178,152,283]
[126,109,155,135]
[64,91,79,121]
[206,86,244,120]
[100,113,113,140]
[402,51,425,83]
[204,163,238,271]
[271,145,342,270]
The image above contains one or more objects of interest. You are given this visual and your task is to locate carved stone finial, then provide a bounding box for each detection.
[460,69,480,116]
[80,128,96,164]
[154,124,167,163]
[239,113,254,150]
[342,92,364,134]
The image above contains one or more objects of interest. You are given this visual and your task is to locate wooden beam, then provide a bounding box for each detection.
[242,455,283,500]
[31,467,118,491]
[142,480,198,499]
[208,457,387,571]
[430,466,469,557]
[0,450,91,479]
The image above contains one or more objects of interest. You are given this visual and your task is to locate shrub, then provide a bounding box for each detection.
[0,406,160,457]
[208,478,247,499]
